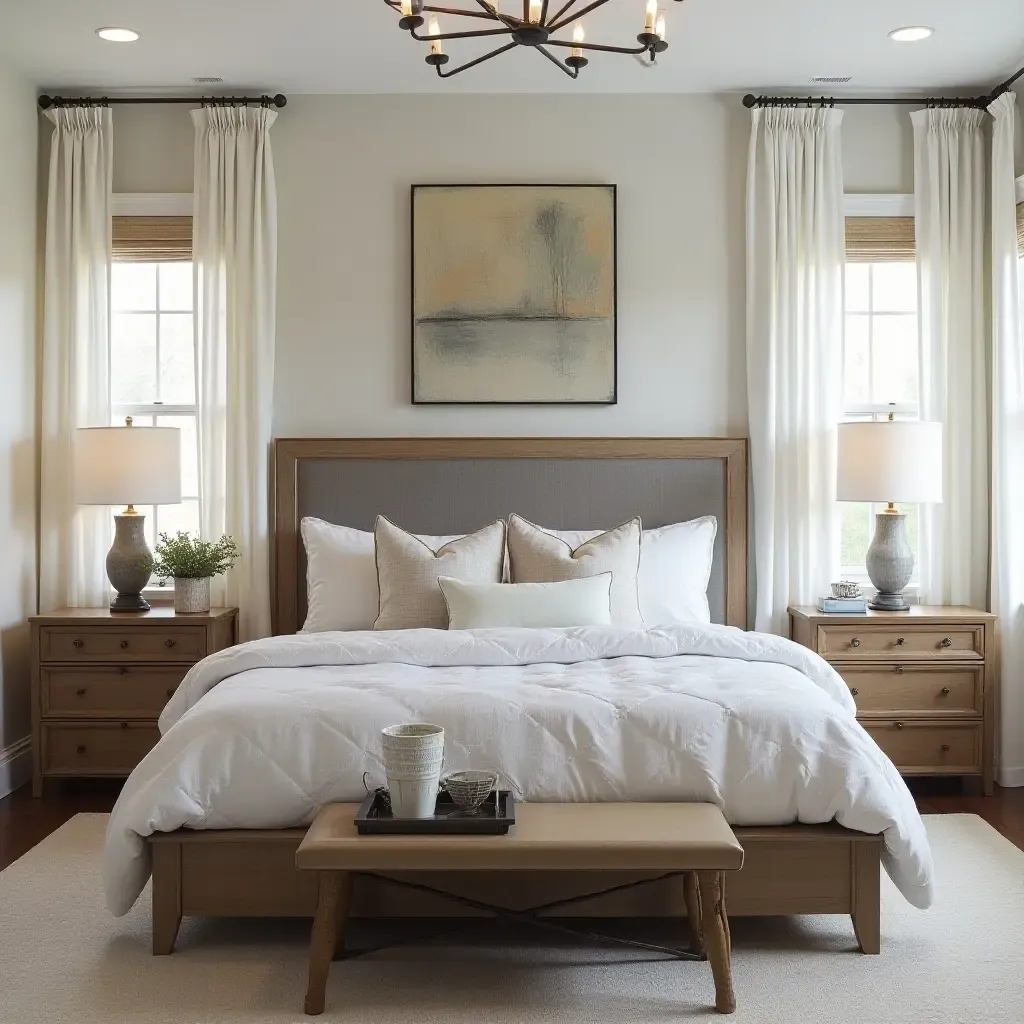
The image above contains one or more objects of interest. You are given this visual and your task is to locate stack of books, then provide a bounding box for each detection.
[817,596,868,614]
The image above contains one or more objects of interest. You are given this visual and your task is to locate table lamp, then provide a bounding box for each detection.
[75,418,182,611]
[837,415,943,611]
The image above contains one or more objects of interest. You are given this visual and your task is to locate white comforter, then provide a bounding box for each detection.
[104,625,934,915]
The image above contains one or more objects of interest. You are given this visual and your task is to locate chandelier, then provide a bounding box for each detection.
[385,1,683,80]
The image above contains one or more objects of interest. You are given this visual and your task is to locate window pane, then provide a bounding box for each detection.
[871,262,917,313]
[112,263,156,311]
[840,502,871,570]
[111,313,157,404]
[872,315,919,406]
[157,414,198,498]
[845,263,870,313]
[159,313,195,404]
[157,499,200,540]
[159,262,194,312]
[844,315,870,408]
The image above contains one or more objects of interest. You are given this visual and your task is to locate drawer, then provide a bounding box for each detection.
[41,721,161,776]
[39,626,206,663]
[841,664,982,717]
[41,666,187,718]
[863,720,982,774]
[818,624,982,660]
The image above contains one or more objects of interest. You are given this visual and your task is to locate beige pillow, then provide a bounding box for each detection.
[374,516,506,630]
[506,514,644,628]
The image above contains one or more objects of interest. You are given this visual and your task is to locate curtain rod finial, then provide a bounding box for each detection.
[273,94,287,108]
[38,94,54,109]
[742,93,756,108]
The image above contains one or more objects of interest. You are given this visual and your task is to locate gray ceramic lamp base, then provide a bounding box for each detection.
[107,513,154,612]
[865,509,914,612]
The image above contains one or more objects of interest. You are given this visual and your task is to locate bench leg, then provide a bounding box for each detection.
[697,870,735,1014]
[304,871,352,1015]
[683,871,704,956]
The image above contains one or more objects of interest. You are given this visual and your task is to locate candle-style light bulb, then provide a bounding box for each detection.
[529,0,543,23]
[401,0,413,14]
[644,0,657,31]
[571,21,585,58]
[655,9,666,39]
[428,14,443,54]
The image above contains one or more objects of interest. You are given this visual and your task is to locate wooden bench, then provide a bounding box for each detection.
[295,802,745,1016]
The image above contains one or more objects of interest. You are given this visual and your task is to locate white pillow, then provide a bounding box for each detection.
[507,515,644,628]
[527,517,717,625]
[439,574,613,630]
[299,518,459,633]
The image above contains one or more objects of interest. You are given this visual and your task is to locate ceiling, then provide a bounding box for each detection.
[2,0,1022,96]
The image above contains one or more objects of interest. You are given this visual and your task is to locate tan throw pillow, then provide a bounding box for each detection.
[374,516,506,630]
[506,514,644,628]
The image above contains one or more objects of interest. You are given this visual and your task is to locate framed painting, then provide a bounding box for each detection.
[411,184,617,405]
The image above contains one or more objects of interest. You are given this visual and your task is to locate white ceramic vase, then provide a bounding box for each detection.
[381,723,445,819]
[174,576,212,614]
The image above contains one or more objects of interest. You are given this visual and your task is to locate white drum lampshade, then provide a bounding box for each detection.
[837,419,942,612]
[74,422,182,612]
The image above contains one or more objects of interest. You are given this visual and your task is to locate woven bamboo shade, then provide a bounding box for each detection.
[845,216,915,262]
[112,216,192,262]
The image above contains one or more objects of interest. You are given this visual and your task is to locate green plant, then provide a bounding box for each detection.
[152,532,239,580]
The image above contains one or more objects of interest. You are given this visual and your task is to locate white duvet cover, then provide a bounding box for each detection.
[104,625,934,915]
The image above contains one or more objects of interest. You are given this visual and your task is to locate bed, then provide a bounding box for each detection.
[104,438,933,954]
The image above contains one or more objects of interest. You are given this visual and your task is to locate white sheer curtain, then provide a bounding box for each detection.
[746,106,845,634]
[39,107,113,611]
[989,93,1024,787]
[192,105,278,641]
[911,107,988,608]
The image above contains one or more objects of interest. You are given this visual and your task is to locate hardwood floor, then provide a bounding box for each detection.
[2,777,1023,874]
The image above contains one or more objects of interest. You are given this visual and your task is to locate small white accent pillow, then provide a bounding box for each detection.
[539,517,718,625]
[439,574,613,630]
[300,518,459,633]
[374,516,506,631]
[506,515,644,628]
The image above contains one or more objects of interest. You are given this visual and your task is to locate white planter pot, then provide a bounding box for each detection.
[174,576,212,614]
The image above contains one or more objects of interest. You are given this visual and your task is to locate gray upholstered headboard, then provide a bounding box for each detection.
[272,438,748,635]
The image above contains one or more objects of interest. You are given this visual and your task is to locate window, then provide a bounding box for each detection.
[841,212,920,579]
[110,214,198,571]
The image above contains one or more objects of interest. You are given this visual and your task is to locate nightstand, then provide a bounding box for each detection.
[30,606,238,797]
[789,605,997,795]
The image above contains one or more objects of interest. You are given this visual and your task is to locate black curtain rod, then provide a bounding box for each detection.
[38,93,287,110]
[743,61,1024,111]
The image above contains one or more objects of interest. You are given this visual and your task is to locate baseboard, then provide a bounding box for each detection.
[997,765,1024,789]
[0,736,32,799]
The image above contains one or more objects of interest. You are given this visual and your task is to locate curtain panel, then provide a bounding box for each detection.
[911,107,989,610]
[746,106,845,634]
[192,105,279,641]
[988,93,1024,787]
[39,107,114,611]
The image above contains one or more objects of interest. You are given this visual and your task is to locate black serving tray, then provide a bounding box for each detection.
[354,790,516,835]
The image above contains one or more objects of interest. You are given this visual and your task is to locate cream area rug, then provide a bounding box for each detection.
[1,814,1022,1023]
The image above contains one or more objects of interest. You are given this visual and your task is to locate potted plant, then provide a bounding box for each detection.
[152,532,240,614]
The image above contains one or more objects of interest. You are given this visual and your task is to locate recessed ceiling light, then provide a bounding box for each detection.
[95,27,140,42]
[888,26,933,42]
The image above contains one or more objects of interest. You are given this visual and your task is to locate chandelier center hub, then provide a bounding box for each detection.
[511,25,550,47]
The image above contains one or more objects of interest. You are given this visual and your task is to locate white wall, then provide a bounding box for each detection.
[0,63,38,793]
[107,96,917,440]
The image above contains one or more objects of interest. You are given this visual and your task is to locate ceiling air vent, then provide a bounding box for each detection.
[191,77,224,84]
[810,76,852,84]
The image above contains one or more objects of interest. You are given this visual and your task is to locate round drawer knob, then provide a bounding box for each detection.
[120,640,129,649]
[850,687,859,697]
[850,638,861,648]
[895,666,905,675]
[941,743,951,753]
[76,745,86,754]
[895,637,906,646]
[940,637,953,648]
[164,638,176,648]
[941,686,951,696]
[894,722,905,730]
[72,639,83,648]
[120,721,129,729]
[75,688,86,697]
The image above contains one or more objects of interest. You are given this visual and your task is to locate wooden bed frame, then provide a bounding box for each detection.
[148,437,883,955]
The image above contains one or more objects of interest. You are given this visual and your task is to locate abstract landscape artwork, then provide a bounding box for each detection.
[411,184,617,404]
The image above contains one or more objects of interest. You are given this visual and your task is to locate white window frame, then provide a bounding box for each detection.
[110,193,195,600]
[841,194,921,599]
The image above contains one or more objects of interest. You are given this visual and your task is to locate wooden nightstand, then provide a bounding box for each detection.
[789,605,997,795]
[30,606,238,796]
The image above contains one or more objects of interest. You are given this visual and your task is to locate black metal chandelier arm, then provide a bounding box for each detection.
[410,23,513,41]
[546,38,649,56]
[421,4,501,20]
[535,44,580,79]
[546,0,579,25]
[435,41,519,77]
[470,0,521,27]
[548,0,614,32]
